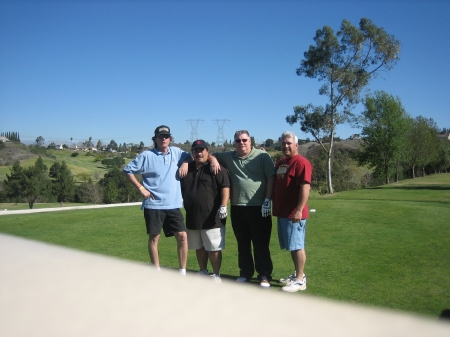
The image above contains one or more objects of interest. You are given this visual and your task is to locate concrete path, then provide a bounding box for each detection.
[0,202,142,216]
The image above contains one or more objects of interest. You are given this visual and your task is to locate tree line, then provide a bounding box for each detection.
[0,131,20,142]
[357,91,450,184]
[1,156,142,209]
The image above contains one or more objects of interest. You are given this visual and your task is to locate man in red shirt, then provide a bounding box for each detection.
[272,131,313,292]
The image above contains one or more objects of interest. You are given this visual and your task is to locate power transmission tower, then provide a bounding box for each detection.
[213,119,230,146]
[186,119,204,142]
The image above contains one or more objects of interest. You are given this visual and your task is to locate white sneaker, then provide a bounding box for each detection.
[281,278,306,292]
[210,274,222,283]
[280,273,306,285]
[280,272,296,285]
[196,269,209,276]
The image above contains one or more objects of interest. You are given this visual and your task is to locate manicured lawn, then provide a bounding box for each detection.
[1,173,449,318]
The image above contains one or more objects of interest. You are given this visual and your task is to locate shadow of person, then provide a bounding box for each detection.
[439,309,450,320]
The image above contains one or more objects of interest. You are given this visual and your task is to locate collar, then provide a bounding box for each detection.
[233,147,256,159]
[152,146,171,155]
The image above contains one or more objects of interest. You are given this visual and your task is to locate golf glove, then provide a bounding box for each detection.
[217,205,228,219]
[261,198,271,217]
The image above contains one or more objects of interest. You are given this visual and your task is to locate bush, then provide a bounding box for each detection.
[71,152,79,157]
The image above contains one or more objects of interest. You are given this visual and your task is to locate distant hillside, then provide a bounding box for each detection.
[0,142,111,182]
[298,139,362,156]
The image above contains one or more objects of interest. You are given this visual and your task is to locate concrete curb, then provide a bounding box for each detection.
[0,202,142,216]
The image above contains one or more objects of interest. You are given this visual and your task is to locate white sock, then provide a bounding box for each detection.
[179,269,186,276]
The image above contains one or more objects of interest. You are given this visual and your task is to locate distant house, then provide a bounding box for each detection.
[348,134,361,140]
[0,136,10,143]
[438,132,450,141]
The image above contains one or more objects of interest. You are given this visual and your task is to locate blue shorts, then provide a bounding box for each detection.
[277,217,306,251]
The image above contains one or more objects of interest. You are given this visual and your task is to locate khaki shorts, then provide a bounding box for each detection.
[187,227,226,251]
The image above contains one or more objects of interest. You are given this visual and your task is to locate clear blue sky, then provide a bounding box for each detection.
[1,0,449,147]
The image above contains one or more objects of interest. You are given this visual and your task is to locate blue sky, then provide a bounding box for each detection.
[1,0,449,147]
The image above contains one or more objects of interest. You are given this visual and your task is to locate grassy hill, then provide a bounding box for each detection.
[0,142,112,182]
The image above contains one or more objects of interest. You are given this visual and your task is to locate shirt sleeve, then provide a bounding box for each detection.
[215,166,231,187]
[261,152,276,179]
[123,153,146,175]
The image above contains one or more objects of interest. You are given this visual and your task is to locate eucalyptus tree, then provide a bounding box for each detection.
[287,18,400,193]
[35,136,45,147]
[357,91,410,184]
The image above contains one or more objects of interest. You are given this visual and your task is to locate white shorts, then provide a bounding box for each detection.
[187,227,226,251]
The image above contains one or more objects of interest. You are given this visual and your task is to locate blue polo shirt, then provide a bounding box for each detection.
[123,146,191,209]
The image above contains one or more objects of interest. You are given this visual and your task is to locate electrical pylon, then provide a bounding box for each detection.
[213,119,230,146]
[186,119,204,142]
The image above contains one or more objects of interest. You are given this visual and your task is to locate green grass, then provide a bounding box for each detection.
[1,173,449,318]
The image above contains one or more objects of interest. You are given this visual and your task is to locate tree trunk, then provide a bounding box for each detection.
[412,165,416,178]
[326,135,334,194]
[385,166,389,185]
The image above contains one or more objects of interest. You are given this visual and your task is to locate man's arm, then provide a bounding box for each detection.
[292,183,310,223]
[208,153,222,175]
[178,153,193,178]
[124,172,153,199]
[265,175,274,200]
[221,187,230,206]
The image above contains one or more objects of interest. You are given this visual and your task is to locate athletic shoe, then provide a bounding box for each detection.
[210,274,222,283]
[280,272,296,285]
[281,278,306,292]
[196,269,209,276]
[280,273,306,285]
[236,277,247,282]
[260,275,270,288]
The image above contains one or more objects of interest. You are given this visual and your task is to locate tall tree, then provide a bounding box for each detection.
[286,18,400,193]
[357,91,410,184]
[76,179,103,204]
[98,168,141,203]
[406,116,440,178]
[3,157,49,209]
[49,161,75,206]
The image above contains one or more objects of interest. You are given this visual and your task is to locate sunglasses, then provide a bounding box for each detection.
[157,134,170,139]
[235,139,249,143]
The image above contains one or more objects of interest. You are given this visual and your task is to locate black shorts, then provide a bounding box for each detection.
[143,208,186,237]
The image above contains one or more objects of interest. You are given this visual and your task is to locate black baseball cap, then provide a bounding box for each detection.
[191,139,208,150]
[154,125,171,136]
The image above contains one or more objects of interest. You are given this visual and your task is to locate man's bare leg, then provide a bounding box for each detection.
[196,247,208,271]
[208,250,222,275]
[291,249,306,280]
[174,231,188,269]
[148,234,160,268]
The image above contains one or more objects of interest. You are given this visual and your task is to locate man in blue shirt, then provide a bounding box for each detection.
[123,125,192,274]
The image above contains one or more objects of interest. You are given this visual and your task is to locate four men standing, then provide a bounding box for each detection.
[124,125,312,292]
